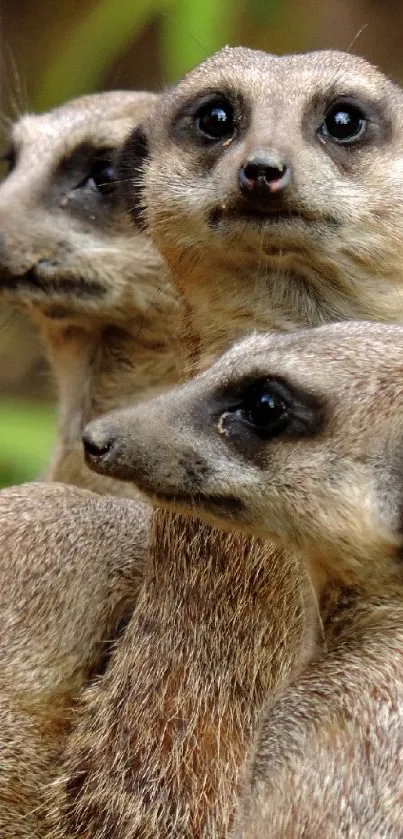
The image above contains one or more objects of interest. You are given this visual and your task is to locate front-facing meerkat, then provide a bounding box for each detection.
[0,91,180,495]
[121,47,403,363]
[84,320,403,836]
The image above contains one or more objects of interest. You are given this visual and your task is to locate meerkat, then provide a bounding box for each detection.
[0,481,152,837]
[120,47,403,366]
[45,49,403,837]
[0,93,183,836]
[83,320,403,837]
[0,93,183,835]
[0,90,180,495]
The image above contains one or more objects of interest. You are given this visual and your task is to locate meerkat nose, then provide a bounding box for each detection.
[239,151,291,198]
[82,424,116,461]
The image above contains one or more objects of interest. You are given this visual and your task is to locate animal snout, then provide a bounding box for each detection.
[82,424,118,465]
[238,151,291,199]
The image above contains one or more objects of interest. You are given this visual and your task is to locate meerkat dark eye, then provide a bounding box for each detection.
[320,103,366,144]
[195,99,235,141]
[72,148,117,195]
[87,157,116,195]
[218,377,323,442]
[238,381,289,438]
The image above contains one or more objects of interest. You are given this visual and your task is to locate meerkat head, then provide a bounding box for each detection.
[120,48,403,360]
[83,321,403,587]
[0,90,174,323]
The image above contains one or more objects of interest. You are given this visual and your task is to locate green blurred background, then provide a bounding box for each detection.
[0,0,401,487]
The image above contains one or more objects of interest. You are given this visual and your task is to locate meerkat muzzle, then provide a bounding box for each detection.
[239,151,292,199]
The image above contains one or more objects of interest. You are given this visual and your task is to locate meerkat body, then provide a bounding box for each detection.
[0,482,152,837]
[84,320,403,837]
[0,91,180,495]
[47,507,316,839]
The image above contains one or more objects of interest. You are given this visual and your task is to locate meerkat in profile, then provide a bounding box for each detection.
[0,481,152,837]
[84,320,403,837]
[0,90,180,495]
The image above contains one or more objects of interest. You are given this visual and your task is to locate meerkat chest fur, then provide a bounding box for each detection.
[51,510,318,838]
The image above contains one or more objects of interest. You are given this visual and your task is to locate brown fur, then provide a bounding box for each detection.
[0,91,180,495]
[47,49,403,836]
[86,322,403,836]
[0,482,151,837]
[47,509,317,838]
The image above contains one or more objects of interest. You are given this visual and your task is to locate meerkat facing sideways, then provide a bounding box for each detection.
[84,320,403,837]
[0,90,180,495]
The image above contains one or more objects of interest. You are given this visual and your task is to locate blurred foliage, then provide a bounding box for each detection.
[160,0,238,85]
[0,400,56,487]
[33,0,288,111]
[36,0,174,109]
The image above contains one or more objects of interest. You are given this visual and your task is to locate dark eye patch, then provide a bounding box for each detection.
[170,88,249,149]
[230,378,290,440]
[117,125,149,227]
[57,143,117,194]
[216,375,326,445]
[83,153,117,195]
[308,89,392,161]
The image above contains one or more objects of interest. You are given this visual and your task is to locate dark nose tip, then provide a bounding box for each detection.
[82,427,115,461]
[239,153,291,198]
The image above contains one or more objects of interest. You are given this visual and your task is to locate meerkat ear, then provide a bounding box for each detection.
[117,124,150,229]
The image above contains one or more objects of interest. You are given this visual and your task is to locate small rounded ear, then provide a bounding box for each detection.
[117,124,150,230]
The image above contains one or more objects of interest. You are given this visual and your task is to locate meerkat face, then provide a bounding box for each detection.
[120,48,403,345]
[83,321,403,572]
[0,91,171,322]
